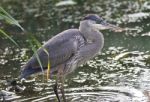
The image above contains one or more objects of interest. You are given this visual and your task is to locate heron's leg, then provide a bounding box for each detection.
[59,75,66,102]
[53,81,61,102]
[57,65,66,102]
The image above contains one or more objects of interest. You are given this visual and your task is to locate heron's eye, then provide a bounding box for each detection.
[96,20,100,23]
[96,19,103,24]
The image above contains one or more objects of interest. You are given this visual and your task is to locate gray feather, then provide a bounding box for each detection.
[24,29,85,71]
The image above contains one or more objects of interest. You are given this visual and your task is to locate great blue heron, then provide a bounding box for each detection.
[20,14,122,102]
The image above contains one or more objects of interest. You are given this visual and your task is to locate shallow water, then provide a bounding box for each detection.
[0,0,150,101]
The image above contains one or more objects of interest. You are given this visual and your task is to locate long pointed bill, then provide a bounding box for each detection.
[103,23,124,32]
[94,21,124,32]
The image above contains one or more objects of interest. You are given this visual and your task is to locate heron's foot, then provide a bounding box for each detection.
[53,82,61,102]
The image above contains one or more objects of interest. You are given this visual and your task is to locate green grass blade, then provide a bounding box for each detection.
[29,34,42,47]
[0,29,19,47]
[29,40,44,74]
[0,13,4,20]
[0,6,24,31]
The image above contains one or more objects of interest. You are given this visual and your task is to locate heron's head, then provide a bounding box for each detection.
[82,14,123,32]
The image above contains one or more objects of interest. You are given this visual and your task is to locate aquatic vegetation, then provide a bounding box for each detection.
[0,6,22,46]
[0,6,50,81]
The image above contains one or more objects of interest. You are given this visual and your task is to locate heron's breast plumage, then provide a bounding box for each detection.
[64,32,86,74]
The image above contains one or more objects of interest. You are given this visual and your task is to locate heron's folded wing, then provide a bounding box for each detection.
[26,30,80,69]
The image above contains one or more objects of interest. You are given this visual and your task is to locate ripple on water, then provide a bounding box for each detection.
[20,86,147,102]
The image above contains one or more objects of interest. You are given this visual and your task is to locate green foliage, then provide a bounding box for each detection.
[0,6,23,47]
[0,6,49,79]
[0,29,19,47]
[0,6,24,31]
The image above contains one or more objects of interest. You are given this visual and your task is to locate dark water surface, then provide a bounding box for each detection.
[0,0,150,101]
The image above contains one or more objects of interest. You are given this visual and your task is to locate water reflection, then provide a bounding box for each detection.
[1,86,147,102]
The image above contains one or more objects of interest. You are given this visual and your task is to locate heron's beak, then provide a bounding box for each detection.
[94,21,124,32]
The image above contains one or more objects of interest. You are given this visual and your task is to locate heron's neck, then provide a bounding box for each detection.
[79,21,104,50]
